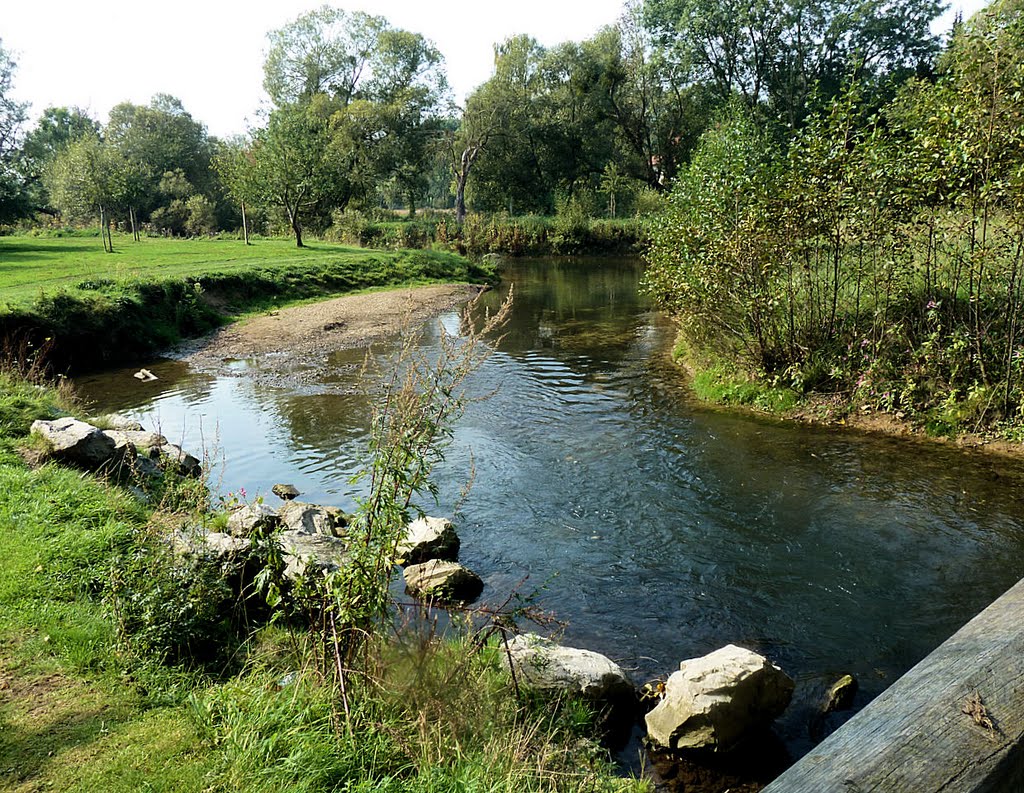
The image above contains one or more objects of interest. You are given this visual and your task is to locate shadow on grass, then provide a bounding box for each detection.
[0,703,128,786]
[0,242,101,257]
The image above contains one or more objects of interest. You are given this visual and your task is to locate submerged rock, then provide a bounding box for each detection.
[30,417,124,471]
[822,674,858,714]
[403,560,483,603]
[396,516,460,565]
[227,503,280,537]
[272,483,300,501]
[645,644,794,753]
[504,633,635,706]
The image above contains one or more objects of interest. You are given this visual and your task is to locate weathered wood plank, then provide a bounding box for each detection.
[763,576,1024,792]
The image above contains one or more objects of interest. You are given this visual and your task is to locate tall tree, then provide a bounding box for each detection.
[19,107,99,214]
[45,136,130,252]
[263,6,387,107]
[0,39,28,223]
[246,100,351,247]
[643,0,944,125]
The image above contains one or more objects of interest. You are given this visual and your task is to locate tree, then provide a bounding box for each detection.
[19,107,100,214]
[45,136,130,252]
[105,95,214,221]
[643,0,944,125]
[264,8,450,216]
[263,6,387,107]
[247,101,350,247]
[0,39,28,223]
[214,137,260,244]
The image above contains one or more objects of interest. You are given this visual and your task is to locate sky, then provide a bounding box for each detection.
[4,0,992,140]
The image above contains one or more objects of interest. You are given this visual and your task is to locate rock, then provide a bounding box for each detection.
[155,442,202,477]
[227,502,280,537]
[279,501,344,537]
[396,516,460,565]
[130,453,162,480]
[504,633,635,706]
[93,413,145,431]
[822,674,858,714]
[272,483,300,501]
[30,417,124,471]
[171,527,252,562]
[403,560,483,603]
[279,531,349,580]
[102,429,167,455]
[645,644,794,753]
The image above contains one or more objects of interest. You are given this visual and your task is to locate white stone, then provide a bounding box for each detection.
[30,417,122,470]
[396,516,460,565]
[403,559,482,603]
[645,644,794,752]
[227,503,280,537]
[279,531,349,580]
[504,633,635,703]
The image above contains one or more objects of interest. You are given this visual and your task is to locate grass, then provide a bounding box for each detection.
[0,235,473,308]
[0,370,648,792]
[0,234,494,372]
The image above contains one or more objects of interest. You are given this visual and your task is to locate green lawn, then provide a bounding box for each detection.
[0,234,451,308]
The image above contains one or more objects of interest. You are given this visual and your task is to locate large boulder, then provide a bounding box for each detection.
[278,501,346,537]
[504,633,635,706]
[279,531,349,580]
[396,516,460,565]
[30,418,123,471]
[403,560,483,603]
[645,644,794,753]
[227,503,281,537]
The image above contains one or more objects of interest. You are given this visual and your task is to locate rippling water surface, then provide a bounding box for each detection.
[76,257,1024,761]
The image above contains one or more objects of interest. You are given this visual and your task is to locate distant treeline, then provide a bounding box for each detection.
[0,0,947,247]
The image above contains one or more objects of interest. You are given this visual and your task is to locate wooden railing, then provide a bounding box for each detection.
[763,577,1024,792]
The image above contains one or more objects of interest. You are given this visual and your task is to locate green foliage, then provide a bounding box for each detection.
[647,0,1024,433]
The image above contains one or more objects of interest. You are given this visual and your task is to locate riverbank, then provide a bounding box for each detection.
[674,340,1024,463]
[0,235,493,373]
[0,369,648,793]
[175,283,486,375]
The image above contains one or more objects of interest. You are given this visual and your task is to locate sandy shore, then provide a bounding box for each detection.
[173,283,486,376]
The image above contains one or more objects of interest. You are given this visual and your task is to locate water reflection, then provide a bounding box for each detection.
[75,256,1024,765]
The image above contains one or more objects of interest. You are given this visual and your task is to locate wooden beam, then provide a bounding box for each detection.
[764,577,1024,792]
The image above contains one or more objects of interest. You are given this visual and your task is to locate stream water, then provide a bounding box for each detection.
[75,257,1024,776]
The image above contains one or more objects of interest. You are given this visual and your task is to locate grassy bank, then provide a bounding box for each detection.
[0,372,647,792]
[0,235,493,372]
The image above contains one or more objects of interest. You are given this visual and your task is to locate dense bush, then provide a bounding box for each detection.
[647,1,1024,433]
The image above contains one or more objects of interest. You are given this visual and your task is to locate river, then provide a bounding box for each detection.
[75,256,1024,776]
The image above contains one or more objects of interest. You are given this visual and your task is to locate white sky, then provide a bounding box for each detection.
[3,0,991,140]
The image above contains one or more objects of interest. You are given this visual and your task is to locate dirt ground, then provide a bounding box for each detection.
[174,283,486,372]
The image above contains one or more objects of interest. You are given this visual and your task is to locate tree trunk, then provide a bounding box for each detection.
[241,200,250,245]
[99,205,112,253]
[455,145,479,225]
[289,208,304,247]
